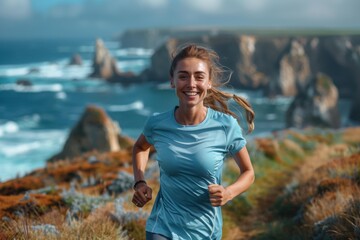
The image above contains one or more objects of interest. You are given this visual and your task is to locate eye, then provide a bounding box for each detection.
[196,74,205,81]
[178,74,188,80]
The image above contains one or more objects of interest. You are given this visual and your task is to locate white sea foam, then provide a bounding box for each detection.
[115,48,154,57]
[116,59,148,70]
[0,59,92,79]
[0,129,66,159]
[0,129,67,181]
[156,82,172,90]
[56,91,67,99]
[0,67,29,76]
[107,101,144,112]
[0,121,19,137]
[1,141,43,157]
[0,83,63,92]
[18,114,41,129]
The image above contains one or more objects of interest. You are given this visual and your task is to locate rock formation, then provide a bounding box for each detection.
[286,73,340,129]
[16,79,32,86]
[68,53,83,66]
[266,39,311,97]
[89,39,120,79]
[48,105,132,162]
[88,38,138,85]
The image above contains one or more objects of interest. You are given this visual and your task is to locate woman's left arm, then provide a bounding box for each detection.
[208,146,255,206]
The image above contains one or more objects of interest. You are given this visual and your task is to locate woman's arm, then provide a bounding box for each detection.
[132,134,153,207]
[208,146,255,206]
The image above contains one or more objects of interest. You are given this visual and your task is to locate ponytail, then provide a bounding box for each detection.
[205,88,255,133]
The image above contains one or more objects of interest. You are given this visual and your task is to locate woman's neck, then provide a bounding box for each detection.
[175,105,207,125]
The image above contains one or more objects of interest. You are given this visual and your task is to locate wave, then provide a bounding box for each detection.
[1,141,43,157]
[0,115,41,137]
[116,59,149,71]
[0,59,92,79]
[0,129,66,158]
[0,121,19,137]
[107,101,144,112]
[56,91,67,99]
[156,82,172,90]
[115,48,154,57]
[0,83,63,92]
[0,129,67,181]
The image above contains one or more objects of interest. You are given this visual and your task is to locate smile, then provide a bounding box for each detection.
[184,91,198,96]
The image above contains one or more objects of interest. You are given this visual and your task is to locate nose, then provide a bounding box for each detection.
[189,75,196,87]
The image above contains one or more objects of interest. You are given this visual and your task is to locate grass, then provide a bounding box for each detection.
[221,127,360,239]
[1,127,359,239]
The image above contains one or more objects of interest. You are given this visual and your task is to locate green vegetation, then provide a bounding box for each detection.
[221,127,360,239]
[1,127,359,239]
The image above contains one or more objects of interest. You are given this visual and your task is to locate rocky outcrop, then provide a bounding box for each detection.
[88,38,139,85]
[89,39,120,79]
[266,39,311,97]
[16,79,32,86]
[286,73,340,128]
[69,53,82,66]
[48,105,132,162]
[305,36,359,98]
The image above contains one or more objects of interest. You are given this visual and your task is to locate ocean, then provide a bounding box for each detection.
[0,38,351,181]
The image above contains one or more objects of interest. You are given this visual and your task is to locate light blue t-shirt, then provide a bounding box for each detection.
[143,107,246,240]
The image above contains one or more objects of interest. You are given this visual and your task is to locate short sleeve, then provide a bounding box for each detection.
[142,115,155,145]
[227,117,247,155]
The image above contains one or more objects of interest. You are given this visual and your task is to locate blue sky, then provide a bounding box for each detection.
[0,0,359,40]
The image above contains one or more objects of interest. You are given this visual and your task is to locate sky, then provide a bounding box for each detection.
[0,0,359,40]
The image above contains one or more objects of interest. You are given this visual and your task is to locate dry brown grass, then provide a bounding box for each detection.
[0,176,45,195]
[303,185,360,225]
[0,194,64,219]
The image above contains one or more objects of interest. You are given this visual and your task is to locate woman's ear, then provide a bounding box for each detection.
[170,79,175,88]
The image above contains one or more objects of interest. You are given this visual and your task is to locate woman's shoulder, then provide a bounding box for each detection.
[209,108,238,124]
[147,108,173,124]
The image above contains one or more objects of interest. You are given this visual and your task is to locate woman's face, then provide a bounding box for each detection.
[171,57,212,109]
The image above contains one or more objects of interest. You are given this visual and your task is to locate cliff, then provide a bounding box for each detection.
[114,32,360,123]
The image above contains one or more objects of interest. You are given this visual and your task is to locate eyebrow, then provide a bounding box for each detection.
[176,70,207,75]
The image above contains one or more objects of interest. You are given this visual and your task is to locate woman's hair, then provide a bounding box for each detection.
[170,44,255,133]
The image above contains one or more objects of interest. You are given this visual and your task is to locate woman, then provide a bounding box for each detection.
[132,44,255,240]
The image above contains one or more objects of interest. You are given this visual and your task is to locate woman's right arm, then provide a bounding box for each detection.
[132,134,153,207]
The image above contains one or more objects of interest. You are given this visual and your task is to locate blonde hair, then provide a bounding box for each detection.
[170,44,255,133]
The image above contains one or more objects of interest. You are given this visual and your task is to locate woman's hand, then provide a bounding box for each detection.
[208,184,232,206]
[132,182,152,208]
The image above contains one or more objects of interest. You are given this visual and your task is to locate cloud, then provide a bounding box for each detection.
[0,0,31,20]
[0,0,359,40]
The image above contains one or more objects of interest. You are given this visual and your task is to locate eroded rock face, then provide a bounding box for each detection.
[89,39,119,79]
[277,40,311,96]
[286,73,340,128]
[49,105,121,161]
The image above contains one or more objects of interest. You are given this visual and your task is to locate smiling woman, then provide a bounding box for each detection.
[131,44,256,240]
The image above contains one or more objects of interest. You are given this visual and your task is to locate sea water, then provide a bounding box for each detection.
[0,39,350,181]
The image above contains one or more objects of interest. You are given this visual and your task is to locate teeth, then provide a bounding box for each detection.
[184,92,197,96]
